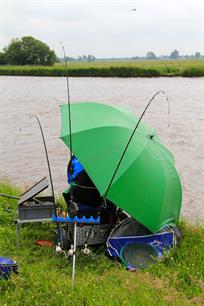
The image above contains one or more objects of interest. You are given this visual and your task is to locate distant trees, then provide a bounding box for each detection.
[63,55,96,62]
[76,54,96,62]
[146,51,157,60]
[87,54,96,62]
[170,49,179,59]
[0,37,203,66]
[3,36,56,66]
[65,56,75,62]
[136,50,203,61]
[195,52,201,59]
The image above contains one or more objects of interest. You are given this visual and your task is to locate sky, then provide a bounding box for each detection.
[1,0,204,58]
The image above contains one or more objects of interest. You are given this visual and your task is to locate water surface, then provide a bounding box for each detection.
[0,76,203,223]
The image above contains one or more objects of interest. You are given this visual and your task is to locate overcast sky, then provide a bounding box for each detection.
[1,0,204,58]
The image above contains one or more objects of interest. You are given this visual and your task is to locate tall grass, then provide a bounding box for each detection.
[0,182,204,305]
[0,60,204,77]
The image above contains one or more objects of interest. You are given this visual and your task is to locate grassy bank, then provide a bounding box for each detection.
[0,60,204,77]
[0,182,204,305]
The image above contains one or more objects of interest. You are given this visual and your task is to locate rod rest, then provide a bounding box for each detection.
[52,214,100,224]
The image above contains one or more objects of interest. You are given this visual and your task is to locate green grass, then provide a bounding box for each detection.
[0,182,204,305]
[0,60,204,77]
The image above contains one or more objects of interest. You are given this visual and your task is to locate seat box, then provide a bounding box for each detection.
[18,196,54,220]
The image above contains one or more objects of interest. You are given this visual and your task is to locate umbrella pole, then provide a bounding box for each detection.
[72,222,77,288]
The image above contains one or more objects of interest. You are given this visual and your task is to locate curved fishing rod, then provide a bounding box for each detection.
[59,43,77,288]
[59,42,75,206]
[59,41,73,157]
[32,115,63,243]
[103,90,170,200]
[32,115,57,216]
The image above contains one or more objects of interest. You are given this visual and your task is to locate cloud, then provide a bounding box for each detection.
[1,0,203,57]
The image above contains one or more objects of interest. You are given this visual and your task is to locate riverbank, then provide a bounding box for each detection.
[0,60,204,77]
[0,182,203,305]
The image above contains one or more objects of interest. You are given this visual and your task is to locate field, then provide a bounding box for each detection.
[0,182,204,305]
[0,60,204,77]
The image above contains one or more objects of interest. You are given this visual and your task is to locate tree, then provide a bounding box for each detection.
[82,55,87,61]
[0,52,6,64]
[87,54,96,62]
[4,36,56,65]
[170,49,179,59]
[146,51,156,60]
[195,52,201,59]
[65,56,75,62]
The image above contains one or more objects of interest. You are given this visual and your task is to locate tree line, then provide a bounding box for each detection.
[61,50,203,62]
[0,36,203,65]
[144,50,202,60]
[62,49,203,62]
[65,55,96,62]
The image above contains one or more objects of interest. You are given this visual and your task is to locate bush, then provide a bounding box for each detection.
[4,36,56,66]
[182,67,204,77]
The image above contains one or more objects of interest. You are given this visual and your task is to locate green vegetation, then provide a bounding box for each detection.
[2,36,56,66]
[0,182,204,305]
[0,60,203,77]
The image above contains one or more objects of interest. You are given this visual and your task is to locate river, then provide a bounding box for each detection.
[0,76,203,223]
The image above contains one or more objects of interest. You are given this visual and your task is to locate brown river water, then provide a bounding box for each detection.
[0,76,203,223]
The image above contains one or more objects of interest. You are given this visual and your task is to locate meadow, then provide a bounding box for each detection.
[0,60,204,77]
[0,182,204,305]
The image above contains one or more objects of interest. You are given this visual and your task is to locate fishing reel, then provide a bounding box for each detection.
[68,244,75,257]
[55,243,63,254]
[82,243,91,255]
[55,243,68,258]
[55,243,75,259]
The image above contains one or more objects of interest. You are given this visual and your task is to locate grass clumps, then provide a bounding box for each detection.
[0,182,204,305]
[0,60,204,77]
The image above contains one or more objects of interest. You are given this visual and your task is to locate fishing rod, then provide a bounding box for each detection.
[32,115,57,215]
[59,42,75,210]
[32,115,64,243]
[103,90,170,200]
[59,41,73,157]
[0,194,20,200]
[59,42,77,288]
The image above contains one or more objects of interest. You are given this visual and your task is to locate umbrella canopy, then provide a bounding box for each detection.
[60,102,182,233]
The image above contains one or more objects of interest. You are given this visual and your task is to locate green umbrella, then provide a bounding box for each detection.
[60,102,182,233]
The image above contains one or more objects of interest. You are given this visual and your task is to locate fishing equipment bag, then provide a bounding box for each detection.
[107,217,178,270]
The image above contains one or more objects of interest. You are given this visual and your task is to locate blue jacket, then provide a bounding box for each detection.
[68,157,84,184]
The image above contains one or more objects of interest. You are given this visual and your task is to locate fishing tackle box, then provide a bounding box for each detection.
[17,177,55,220]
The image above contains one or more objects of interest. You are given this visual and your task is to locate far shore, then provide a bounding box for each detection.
[0,59,204,77]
